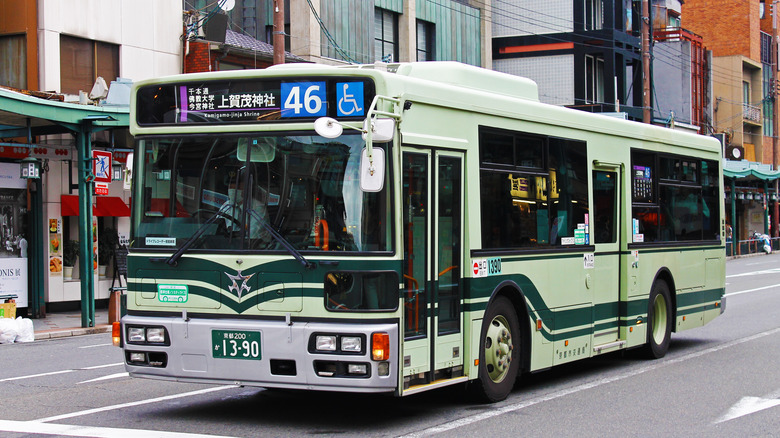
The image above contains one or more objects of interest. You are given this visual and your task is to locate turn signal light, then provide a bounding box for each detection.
[112,322,121,347]
[372,332,390,361]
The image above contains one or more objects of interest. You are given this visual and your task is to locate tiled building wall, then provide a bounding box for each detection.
[494,54,574,105]
[493,0,573,37]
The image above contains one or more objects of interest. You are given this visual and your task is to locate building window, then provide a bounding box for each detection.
[585,54,605,104]
[375,8,398,63]
[60,35,119,95]
[585,0,604,31]
[743,81,750,105]
[668,11,681,29]
[416,20,434,61]
[0,35,27,89]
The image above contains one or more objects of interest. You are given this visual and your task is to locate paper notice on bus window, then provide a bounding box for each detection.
[633,234,644,243]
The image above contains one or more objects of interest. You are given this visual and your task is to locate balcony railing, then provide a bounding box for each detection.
[743,104,761,123]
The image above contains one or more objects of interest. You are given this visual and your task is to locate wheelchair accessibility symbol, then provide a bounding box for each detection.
[337,82,364,117]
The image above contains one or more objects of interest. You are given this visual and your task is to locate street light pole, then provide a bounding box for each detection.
[642,0,652,124]
[773,1,779,237]
[273,0,285,65]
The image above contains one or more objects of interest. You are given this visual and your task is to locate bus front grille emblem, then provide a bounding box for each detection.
[225,270,255,301]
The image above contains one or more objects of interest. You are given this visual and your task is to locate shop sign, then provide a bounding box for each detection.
[0,259,28,308]
[95,182,109,195]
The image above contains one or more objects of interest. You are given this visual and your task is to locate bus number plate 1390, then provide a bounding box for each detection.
[212,330,262,360]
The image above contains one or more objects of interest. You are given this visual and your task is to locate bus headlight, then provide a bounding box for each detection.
[128,327,146,343]
[146,327,166,343]
[316,335,337,351]
[341,336,362,352]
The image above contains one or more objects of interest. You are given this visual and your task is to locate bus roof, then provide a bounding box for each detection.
[132,62,720,154]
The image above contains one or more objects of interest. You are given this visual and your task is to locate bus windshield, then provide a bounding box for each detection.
[132,134,390,253]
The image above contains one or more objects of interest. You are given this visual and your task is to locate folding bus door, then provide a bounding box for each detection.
[401,148,465,392]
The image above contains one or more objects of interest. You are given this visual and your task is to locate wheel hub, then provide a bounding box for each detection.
[484,316,513,383]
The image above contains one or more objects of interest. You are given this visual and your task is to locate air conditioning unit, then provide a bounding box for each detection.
[725,145,745,161]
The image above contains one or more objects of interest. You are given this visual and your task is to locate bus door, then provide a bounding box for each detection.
[591,165,622,349]
[401,149,464,390]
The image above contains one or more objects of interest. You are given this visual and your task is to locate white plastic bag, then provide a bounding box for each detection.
[0,318,18,344]
[15,317,34,343]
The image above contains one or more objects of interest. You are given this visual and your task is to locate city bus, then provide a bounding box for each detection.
[117,61,725,402]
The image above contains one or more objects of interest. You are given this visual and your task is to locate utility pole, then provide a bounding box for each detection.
[641,0,652,124]
[773,1,779,237]
[273,0,285,65]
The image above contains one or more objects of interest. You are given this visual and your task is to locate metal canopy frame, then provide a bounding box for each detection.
[0,87,129,327]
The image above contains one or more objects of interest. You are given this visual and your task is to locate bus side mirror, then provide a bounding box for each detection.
[362,118,395,143]
[360,147,384,192]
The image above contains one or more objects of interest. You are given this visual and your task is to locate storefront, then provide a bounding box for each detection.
[723,160,780,256]
[0,87,128,324]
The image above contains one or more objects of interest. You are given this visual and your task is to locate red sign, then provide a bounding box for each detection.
[95,182,109,196]
[93,150,112,183]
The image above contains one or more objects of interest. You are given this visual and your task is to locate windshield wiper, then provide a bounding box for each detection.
[247,208,315,269]
[166,203,234,266]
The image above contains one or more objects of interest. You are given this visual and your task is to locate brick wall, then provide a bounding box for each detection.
[184,40,212,73]
[683,0,761,61]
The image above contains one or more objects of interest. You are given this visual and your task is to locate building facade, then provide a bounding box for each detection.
[0,0,181,315]
[492,0,644,120]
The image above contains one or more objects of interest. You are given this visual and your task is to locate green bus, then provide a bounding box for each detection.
[118,61,725,402]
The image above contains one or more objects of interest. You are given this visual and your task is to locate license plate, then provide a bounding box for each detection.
[212,330,262,360]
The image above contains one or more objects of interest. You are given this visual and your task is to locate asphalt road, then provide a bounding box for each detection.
[1,254,779,437]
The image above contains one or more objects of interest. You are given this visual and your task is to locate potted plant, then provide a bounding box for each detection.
[98,228,118,277]
[63,239,79,280]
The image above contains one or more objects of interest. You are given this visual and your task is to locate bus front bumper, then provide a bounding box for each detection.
[120,315,399,394]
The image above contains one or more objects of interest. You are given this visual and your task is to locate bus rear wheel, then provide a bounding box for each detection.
[643,280,672,359]
[472,296,520,402]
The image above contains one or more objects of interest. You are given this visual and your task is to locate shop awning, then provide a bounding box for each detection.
[95,196,131,217]
[61,195,79,216]
[723,159,780,181]
[61,195,130,217]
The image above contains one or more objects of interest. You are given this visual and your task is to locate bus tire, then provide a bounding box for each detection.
[471,296,520,402]
[643,280,672,359]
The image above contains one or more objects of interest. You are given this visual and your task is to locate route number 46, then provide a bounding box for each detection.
[281,82,326,117]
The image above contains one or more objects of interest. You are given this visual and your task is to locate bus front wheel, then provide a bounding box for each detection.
[472,296,520,402]
[643,280,672,359]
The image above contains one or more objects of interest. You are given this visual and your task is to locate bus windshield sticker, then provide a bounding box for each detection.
[472,257,501,278]
[145,237,177,247]
[158,284,189,303]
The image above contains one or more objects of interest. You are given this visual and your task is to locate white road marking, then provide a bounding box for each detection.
[716,396,780,423]
[398,327,780,437]
[0,369,73,382]
[0,419,236,438]
[34,386,236,423]
[77,372,129,384]
[725,284,779,297]
[81,362,123,370]
[0,363,123,382]
[726,268,780,278]
[78,343,114,349]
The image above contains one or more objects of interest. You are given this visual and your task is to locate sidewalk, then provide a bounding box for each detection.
[31,308,112,340]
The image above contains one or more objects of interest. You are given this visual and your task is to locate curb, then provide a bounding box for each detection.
[34,325,111,340]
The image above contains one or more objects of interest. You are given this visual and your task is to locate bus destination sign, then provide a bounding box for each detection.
[136,77,376,126]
